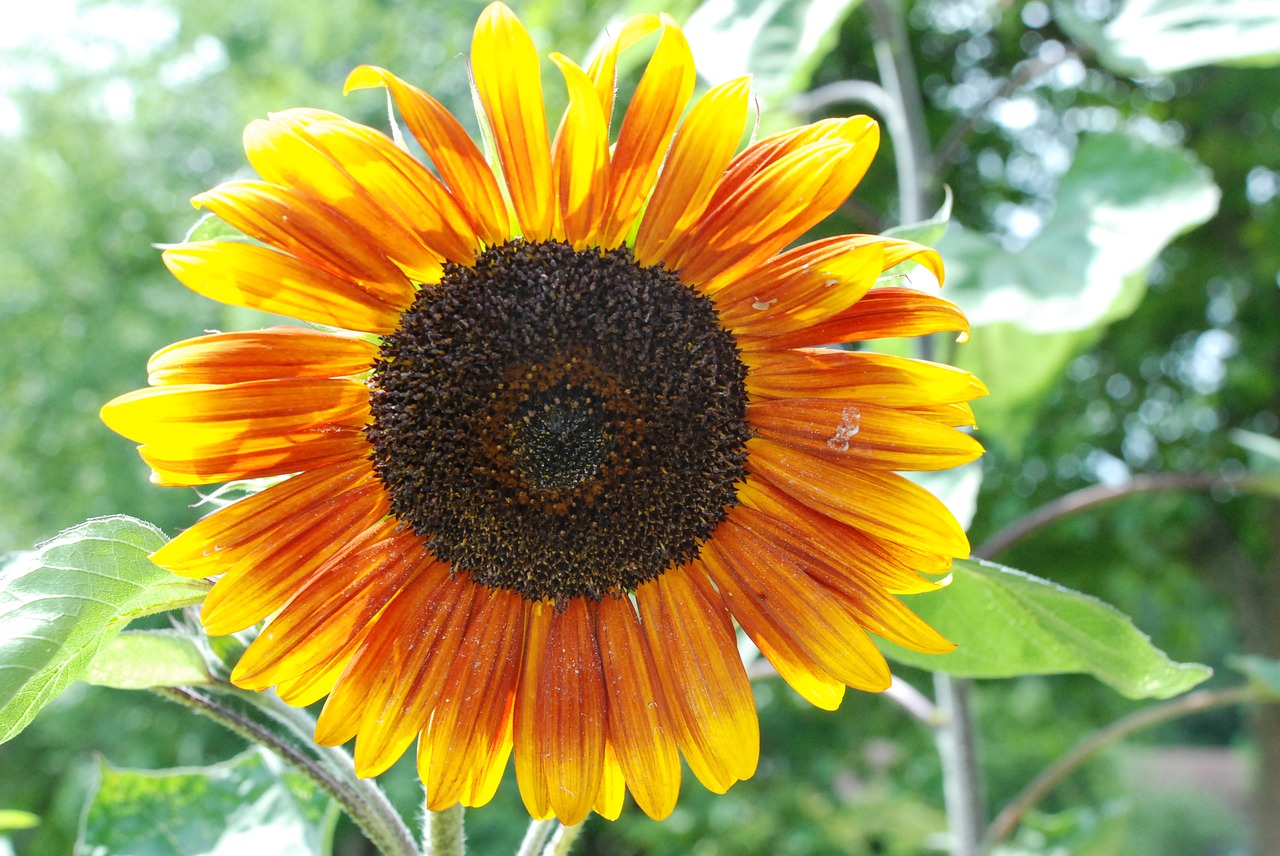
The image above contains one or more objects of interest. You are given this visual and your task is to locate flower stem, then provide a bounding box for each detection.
[981,685,1262,850]
[425,804,466,856]
[516,819,557,856]
[540,822,584,856]
[156,686,420,856]
[932,675,984,856]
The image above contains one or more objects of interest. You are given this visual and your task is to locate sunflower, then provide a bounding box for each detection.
[101,2,984,825]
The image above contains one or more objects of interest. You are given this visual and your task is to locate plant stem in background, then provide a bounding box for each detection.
[981,685,1263,850]
[540,822,584,856]
[932,675,984,856]
[516,819,558,856]
[156,686,420,856]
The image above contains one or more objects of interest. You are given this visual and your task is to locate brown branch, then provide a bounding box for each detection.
[982,685,1262,851]
[974,472,1253,560]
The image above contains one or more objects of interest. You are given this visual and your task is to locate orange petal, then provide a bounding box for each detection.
[737,476,949,595]
[634,76,752,266]
[595,595,681,820]
[471,3,557,241]
[314,563,459,749]
[584,14,662,124]
[746,437,970,557]
[513,601,554,821]
[665,140,858,287]
[528,598,607,825]
[147,327,378,386]
[230,523,426,689]
[423,586,524,810]
[748,398,984,472]
[345,65,512,244]
[635,565,759,794]
[243,117,445,280]
[549,53,611,249]
[676,119,880,288]
[702,520,891,693]
[137,431,368,487]
[274,619,375,707]
[598,15,696,248]
[197,486,389,635]
[718,243,884,337]
[192,180,414,307]
[268,110,482,266]
[344,562,463,775]
[102,378,368,444]
[744,348,989,406]
[161,242,402,334]
[758,286,970,351]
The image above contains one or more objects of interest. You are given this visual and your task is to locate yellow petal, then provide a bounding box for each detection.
[598,15,696,248]
[549,53,611,249]
[147,327,377,386]
[345,65,512,244]
[471,2,557,240]
[634,76,752,266]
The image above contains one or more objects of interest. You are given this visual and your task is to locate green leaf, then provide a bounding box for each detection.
[684,0,865,105]
[0,516,210,744]
[880,558,1212,699]
[181,213,250,244]
[77,750,335,856]
[0,811,38,832]
[1057,0,1280,77]
[1228,654,1280,700]
[882,186,952,282]
[82,630,213,690]
[939,132,1219,444]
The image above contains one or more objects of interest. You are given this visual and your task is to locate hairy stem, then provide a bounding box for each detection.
[516,819,558,856]
[982,685,1261,850]
[426,804,465,856]
[541,822,585,856]
[156,686,420,856]
[933,675,984,856]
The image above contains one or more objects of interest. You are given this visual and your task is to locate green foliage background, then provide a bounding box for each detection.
[1,0,1278,854]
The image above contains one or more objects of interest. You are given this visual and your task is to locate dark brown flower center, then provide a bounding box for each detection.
[366,239,750,602]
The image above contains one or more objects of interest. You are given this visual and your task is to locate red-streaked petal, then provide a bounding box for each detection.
[230,522,426,689]
[344,65,512,244]
[514,601,554,821]
[748,398,984,471]
[550,53,611,250]
[423,586,524,810]
[242,117,444,281]
[268,111,483,265]
[147,327,378,386]
[744,348,989,406]
[101,378,368,444]
[344,561,462,775]
[471,3,557,241]
[634,76,752,266]
[666,140,859,286]
[598,15,695,248]
[737,476,950,595]
[525,597,606,825]
[314,562,462,749]
[595,594,681,820]
[161,242,402,334]
[747,437,970,557]
[703,518,891,692]
[635,565,759,794]
[757,286,970,351]
[719,244,884,337]
[192,180,414,307]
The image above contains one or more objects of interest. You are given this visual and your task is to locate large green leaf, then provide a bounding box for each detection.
[881,558,1211,699]
[684,0,865,106]
[1057,0,1280,77]
[82,630,214,690]
[77,750,334,856]
[940,132,1219,443]
[0,517,209,743]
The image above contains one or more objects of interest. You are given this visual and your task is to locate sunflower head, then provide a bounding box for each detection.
[102,1,984,826]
